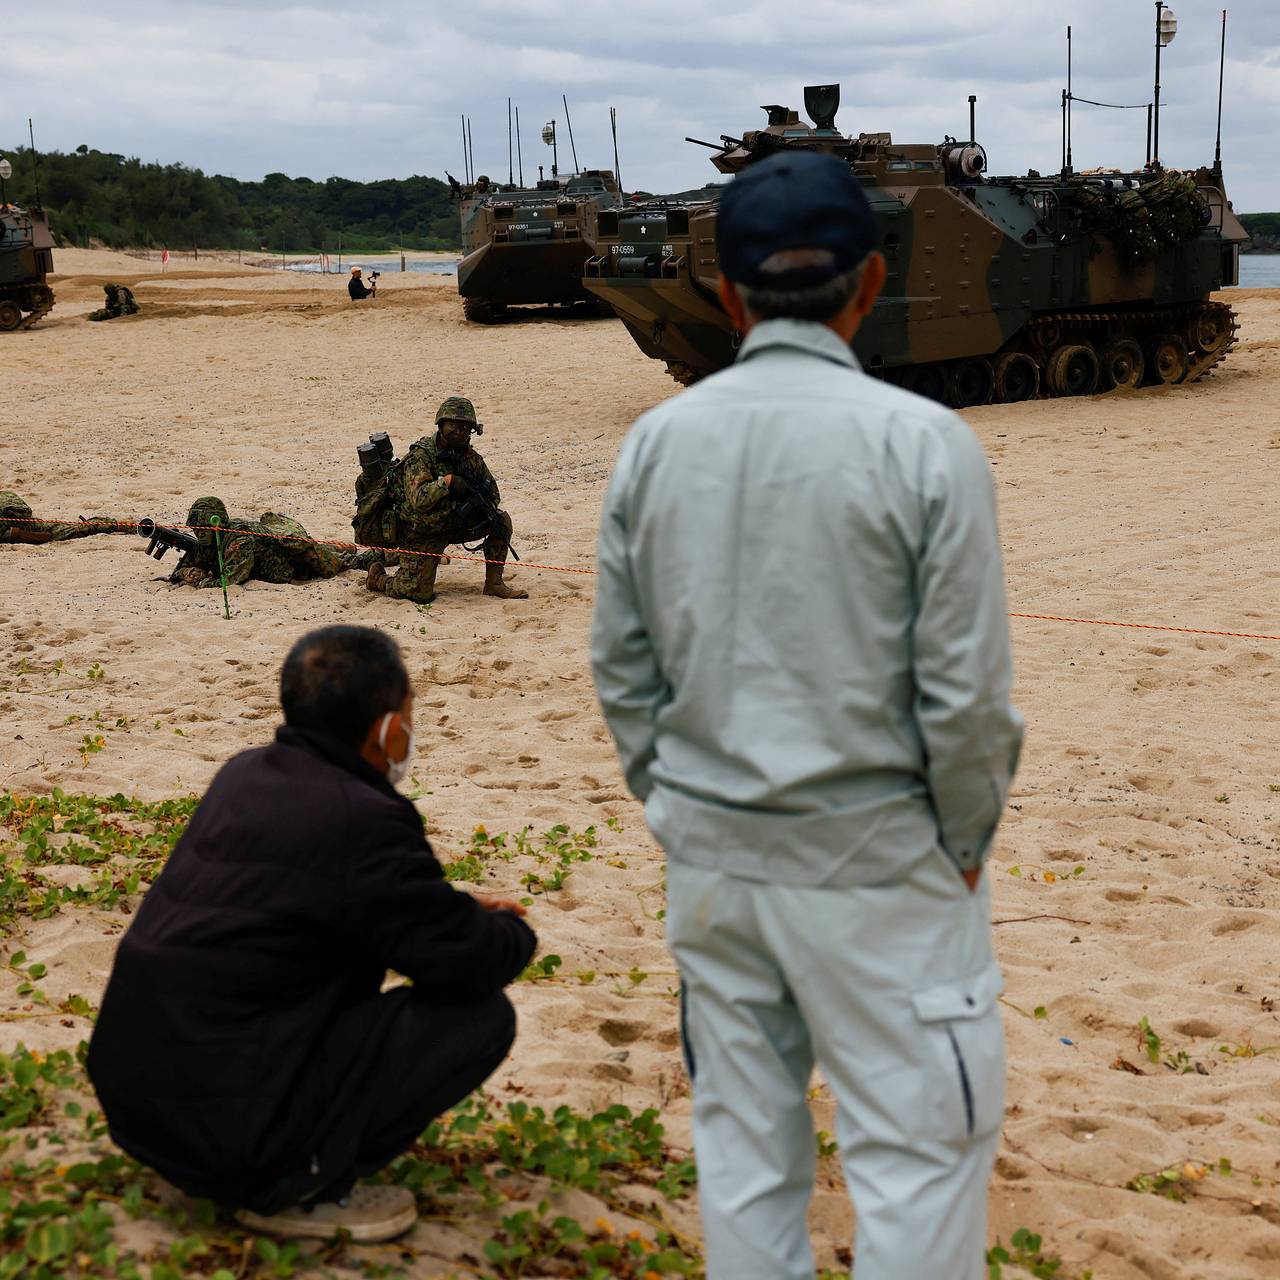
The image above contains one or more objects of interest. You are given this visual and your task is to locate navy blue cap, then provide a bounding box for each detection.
[717,151,877,289]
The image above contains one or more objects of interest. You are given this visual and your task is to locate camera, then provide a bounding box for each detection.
[368,270,381,282]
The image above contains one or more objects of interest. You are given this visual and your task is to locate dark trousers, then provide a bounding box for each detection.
[256,988,516,1212]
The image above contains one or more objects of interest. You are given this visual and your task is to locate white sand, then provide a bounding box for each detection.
[3,251,1279,1276]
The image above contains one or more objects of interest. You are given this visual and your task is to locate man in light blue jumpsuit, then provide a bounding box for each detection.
[591,151,1023,1280]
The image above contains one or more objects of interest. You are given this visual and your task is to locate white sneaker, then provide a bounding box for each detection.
[235,1184,416,1243]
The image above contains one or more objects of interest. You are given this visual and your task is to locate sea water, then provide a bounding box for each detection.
[290,253,1280,285]
[286,254,457,276]
[1237,255,1280,288]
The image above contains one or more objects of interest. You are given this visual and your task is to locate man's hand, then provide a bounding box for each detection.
[171,567,208,586]
[961,867,982,893]
[475,895,528,917]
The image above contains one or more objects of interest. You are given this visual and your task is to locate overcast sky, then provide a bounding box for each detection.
[10,1,1279,211]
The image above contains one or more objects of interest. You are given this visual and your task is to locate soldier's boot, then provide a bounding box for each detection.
[481,511,528,600]
[365,562,388,593]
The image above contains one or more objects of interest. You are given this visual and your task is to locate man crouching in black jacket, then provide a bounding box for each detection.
[87,624,536,1242]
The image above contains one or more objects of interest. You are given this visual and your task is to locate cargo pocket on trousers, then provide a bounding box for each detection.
[911,961,1006,1145]
[678,980,697,1082]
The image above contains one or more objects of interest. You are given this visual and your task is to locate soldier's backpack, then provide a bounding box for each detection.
[352,451,406,548]
[259,511,347,577]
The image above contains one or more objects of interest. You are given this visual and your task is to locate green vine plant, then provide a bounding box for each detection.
[3,794,1083,1277]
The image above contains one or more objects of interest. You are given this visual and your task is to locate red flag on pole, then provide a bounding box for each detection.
[161,248,170,271]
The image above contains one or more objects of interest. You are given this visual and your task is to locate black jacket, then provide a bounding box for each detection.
[348,277,372,299]
[87,725,535,1201]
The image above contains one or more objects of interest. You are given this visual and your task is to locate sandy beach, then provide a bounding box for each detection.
[2,247,1279,1277]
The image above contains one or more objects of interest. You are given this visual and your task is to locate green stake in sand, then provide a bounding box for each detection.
[209,515,231,620]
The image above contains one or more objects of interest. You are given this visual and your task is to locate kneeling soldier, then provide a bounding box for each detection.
[366,396,527,603]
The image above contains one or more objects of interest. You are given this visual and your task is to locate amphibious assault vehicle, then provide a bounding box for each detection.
[0,203,55,331]
[454,169,622,323]
[583,85,1246,401]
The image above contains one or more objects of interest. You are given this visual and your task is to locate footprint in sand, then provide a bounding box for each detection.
[1210,914,1260,937]
[1126,773,1172,795]
[1173,1018,1220,1038]
[1104,888,1144,903]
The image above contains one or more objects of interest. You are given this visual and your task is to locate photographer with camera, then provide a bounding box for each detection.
[348,266,378,300]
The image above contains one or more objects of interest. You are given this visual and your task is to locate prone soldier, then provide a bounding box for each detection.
[167,496,368,588]
[1,492,129,544]
[364,397,527,603]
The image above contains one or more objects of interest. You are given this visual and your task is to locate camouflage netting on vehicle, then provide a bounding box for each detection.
[1070,171,1211,265]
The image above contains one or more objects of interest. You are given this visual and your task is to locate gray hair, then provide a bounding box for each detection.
[736,248,867,322]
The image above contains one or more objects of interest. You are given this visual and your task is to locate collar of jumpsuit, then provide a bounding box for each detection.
[735,316,864,373]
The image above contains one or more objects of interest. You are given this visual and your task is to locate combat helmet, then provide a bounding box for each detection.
[435,396,482,433]
[0,492,33,520]
[186,496,230,551]
[435,395,476,425]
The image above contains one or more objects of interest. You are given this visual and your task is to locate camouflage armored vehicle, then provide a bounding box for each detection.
[454,169,622,323]
[0,203,55,331]
[583,85,1246,401]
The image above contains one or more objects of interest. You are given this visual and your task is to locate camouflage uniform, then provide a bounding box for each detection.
[0,492,129,544]
[170,497,362,588]
[87,283,139,322]
[368,396,524,603]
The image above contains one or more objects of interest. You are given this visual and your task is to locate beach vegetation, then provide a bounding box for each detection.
[0,144,461,254]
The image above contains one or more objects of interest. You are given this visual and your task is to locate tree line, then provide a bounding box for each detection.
[0,144,461,252]
[1239,213,1279,253]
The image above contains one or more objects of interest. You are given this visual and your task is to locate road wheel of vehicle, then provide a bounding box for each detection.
[993,352,1040,403]
[0,302,22,332]
[1148,334,1190,385]
[1188,306,1231,355]
[22,285,53,312]
[946,358,995,407]
[902,363,946,403]
[462,296,504,324]
[1099,338,1145,390]
[1032,321,1061,351]
[1046,344,1100,397]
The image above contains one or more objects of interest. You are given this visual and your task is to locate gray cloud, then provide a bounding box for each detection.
[9,1,1278,210]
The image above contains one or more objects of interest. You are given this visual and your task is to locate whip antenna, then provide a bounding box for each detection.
[563,95,580,174]
[610,107,622,194]
[515,105,524,186]
[1214,9,1227,174]
[28,118,42,205]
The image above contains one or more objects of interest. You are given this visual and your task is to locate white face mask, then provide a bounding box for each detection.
[377,713,415,788]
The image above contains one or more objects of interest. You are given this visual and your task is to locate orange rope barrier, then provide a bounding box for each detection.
[1007,612,1280,641]
[4,517,1278,640]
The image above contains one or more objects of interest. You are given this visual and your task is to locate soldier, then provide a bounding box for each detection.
[170,496,365,588]
[1,492,129,544]
[366,397,527,603]
[87,282,139,322]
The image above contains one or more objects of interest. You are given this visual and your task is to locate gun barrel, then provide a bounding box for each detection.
[137,517,199,559]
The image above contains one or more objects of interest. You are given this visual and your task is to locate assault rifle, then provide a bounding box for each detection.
[137,518,198,560]
[446,471,519,562]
